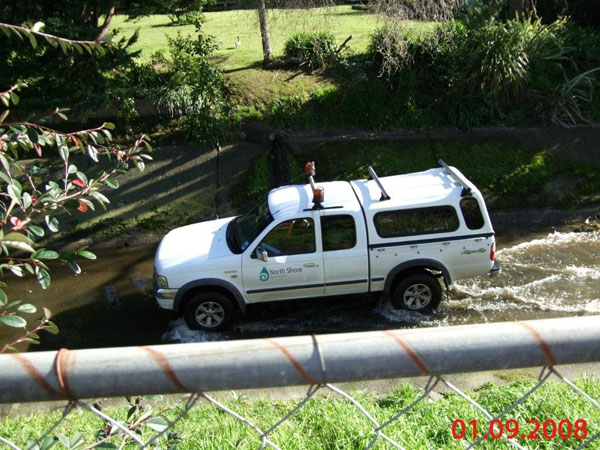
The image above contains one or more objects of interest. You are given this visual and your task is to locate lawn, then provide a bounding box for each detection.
[2,378,599,449]
[112,6,435,104]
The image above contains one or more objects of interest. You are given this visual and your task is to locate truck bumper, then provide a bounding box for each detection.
[489,260,502,278]
[155,288,178,310]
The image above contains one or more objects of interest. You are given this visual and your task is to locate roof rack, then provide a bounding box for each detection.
[438,159,472,197]
[368,166,391,201]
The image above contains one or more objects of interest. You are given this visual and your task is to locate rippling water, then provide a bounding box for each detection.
[2,230,597,349]
[450,231,600,315]
[166,231,600,343]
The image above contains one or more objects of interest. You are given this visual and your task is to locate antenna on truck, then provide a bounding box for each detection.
[438,159,472,197]
[305,161,324,209]
[368,166,391,201]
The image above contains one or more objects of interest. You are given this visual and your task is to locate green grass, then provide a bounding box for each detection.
[113,6,434,66]
[301,140,600,208]
[112,7,435,105]
[232,139,600,209]
[2,377,599,449]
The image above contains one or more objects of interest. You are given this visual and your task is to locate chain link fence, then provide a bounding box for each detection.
[1,316,599,449]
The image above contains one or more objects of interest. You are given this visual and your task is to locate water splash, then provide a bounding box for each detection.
[162,318,227,343]
[163,231,600,339]
[453,231,600,316]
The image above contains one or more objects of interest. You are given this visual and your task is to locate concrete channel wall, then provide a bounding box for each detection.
[286,126,600,166]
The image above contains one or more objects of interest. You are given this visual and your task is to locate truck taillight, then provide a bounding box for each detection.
[490,241,496,261]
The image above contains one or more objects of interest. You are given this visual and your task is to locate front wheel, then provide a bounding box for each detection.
[183,292,235,332]
[391,273,442,312]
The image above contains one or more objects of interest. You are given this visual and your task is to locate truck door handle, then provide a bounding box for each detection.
[303,263,316,268]
[443,242,450,245]
[410,245,418,249]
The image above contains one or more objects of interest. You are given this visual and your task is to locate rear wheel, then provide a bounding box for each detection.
[391,272,442,312]
[183,292,235,332]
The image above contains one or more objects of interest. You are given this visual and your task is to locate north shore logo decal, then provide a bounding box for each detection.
[259,266,270,281]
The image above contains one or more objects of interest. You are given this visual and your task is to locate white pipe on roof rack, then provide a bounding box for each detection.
[367,166,391,201]
[438,159,472,195]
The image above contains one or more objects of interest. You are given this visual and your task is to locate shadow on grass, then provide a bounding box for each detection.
[223,60,264,74]
[149,22,193,29]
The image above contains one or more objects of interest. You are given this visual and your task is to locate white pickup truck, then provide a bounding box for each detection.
[154,160,500,331]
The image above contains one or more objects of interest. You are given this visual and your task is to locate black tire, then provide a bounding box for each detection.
[391,272,442,312]
[183,292,235,332]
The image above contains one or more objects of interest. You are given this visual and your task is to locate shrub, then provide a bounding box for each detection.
[369,26,413,79]
[283,32,338,71]
[0,24,151,352]
[151,22,228,145]
[369,15,600,128]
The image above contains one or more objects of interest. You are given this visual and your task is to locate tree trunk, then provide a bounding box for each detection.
[95,2,115,43]
[508,0,536,19]
[257,0,273,66]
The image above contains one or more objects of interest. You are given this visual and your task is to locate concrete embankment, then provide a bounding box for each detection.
[52,126,600,250]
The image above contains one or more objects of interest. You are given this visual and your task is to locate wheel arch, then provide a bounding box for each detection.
[383,259,451,296]
[174,279,247,315]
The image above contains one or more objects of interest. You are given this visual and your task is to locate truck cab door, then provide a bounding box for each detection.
[242,214,325,303]
[321,212,369,295]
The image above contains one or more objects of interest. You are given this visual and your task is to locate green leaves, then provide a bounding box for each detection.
[36,267,51,290]
[2,232,35,253]
[0,22,153,357]
[105,178,119,189]
[68,261,81,275]
[7,183,21,203]
[45,216,59,233]
[90,191,110,210]
[0,315,26,328]
[25,437,57,450]
[17,303,37,314]
[22,192,32,209]
[0,23,105,55]
[57,433,84,450]
[145,417,169,432]
[28,225,45,237]
[58,145,69,161]
[32,249,59,260]
[77,249,96,260]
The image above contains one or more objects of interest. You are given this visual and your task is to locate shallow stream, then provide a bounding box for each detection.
[1,227,598,351]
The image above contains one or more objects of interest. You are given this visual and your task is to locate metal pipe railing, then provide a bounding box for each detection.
[1,316,599,403]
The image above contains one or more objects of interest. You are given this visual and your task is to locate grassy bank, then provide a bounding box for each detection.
[2,377,599,448]
[233,137,600,210]
[304,142,600,209]
[110,6,600,132]
[114,6,394,65]
[112,7,434,106]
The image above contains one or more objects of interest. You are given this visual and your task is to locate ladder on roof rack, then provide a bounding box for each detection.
[438,159,472,197]
[368,166,391,201]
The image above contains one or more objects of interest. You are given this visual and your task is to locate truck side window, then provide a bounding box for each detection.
[374,206,459,238]
[322,215,357,251]
[258,218,315,257]
[460,197,485,230]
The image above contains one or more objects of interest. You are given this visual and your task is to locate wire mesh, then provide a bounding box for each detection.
[1,366,599,447]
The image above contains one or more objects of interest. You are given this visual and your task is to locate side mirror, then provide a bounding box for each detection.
[255,247,268,263]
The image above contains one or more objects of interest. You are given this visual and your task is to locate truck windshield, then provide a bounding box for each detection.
[233,197,274,252]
